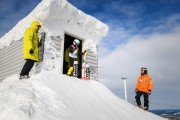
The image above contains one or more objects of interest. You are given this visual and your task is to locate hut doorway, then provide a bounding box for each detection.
[63,34,82,78]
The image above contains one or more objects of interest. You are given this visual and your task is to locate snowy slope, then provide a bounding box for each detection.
[0,71,165,120]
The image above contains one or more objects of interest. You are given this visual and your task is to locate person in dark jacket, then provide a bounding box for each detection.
[65,39,86,76]
[19,20,41,79]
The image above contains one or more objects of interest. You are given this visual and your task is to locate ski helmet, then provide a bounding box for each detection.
[73,39,80,46]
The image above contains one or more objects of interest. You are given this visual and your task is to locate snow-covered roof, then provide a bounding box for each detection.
[0,0,109,49]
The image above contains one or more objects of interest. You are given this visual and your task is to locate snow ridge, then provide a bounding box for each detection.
[0,71,165,120]
[0,74,67,120]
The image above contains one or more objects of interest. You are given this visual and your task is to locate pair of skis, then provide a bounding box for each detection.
[73,61,78,77]
[72,49,91,80]
[82,64,91,80]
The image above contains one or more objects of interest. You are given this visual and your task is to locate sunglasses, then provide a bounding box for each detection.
[36,25,41,28]
[141,69,147,71]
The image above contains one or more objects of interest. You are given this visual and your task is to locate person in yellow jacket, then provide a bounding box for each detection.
[135,67,154,110]
[19,20,41,80]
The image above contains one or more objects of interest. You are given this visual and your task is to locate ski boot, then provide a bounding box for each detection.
[19,75,30,80]
[67,67,73,76]
[138,105,143,109]
[143,107,149,111]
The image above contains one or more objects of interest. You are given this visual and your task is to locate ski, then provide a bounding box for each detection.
[81,50,91,80]
[73,60,78,77]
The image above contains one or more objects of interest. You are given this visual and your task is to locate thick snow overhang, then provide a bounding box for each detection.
[0,0,109,49]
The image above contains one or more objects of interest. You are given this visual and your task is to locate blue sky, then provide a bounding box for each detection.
[0,0,180,110]
[0,0,41,37]
[69,0,180,49]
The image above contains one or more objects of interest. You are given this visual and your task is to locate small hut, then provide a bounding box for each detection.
[0,0,108,81]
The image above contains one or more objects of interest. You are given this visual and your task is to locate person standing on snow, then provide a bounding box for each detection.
[65,39,86,76]
[19,20,41,80]
[135,67,154,110]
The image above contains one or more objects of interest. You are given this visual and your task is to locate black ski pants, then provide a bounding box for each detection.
[20,59,35,76]
[69,57,74,67]
[135,91,149,108]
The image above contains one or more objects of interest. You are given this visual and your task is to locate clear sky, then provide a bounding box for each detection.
[0,0,180,110]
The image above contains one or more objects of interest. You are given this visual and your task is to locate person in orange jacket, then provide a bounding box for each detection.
[135,67,153,110]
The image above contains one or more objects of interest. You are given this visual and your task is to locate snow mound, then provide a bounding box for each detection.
[0,71,165,120]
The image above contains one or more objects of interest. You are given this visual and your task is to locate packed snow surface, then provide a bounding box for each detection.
[0,71,165,120]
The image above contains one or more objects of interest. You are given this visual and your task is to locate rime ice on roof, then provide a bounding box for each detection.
[0,0,108,49]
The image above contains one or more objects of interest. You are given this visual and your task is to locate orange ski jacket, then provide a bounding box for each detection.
[136,74,153,93]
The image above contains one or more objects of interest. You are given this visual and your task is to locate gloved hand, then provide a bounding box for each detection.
[148,90,151,95]
[83,50,87,55]
[74,48,79,54]
[30,49,34,54]
[39,42,42,47]
[135,89,138,94]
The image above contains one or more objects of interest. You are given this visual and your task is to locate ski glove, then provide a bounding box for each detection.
[73,48,79,55]
[135,89,138,94]
[30,49,34,54]
[82,50,87,56]
[148,90,151,95]
[39,42,42,47]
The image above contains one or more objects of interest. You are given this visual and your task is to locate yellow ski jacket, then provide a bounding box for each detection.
[23,20,41,61]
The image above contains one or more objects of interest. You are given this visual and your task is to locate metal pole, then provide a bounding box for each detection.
[122,77,127,101]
